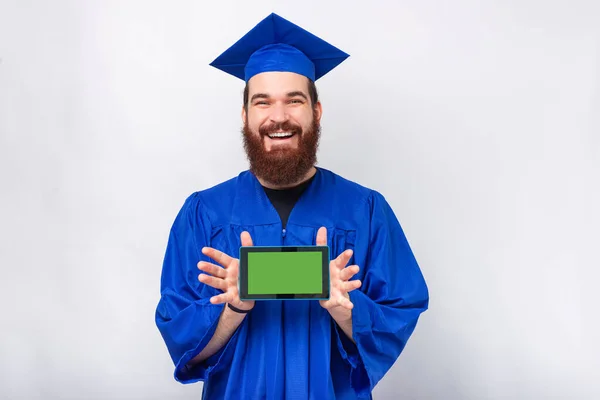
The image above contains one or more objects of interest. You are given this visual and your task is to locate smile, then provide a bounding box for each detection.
[267,132,294,139]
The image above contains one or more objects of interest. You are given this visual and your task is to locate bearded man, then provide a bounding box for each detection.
[155,13,429,400]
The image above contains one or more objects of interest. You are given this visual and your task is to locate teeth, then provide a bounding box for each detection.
[268,132,293,138]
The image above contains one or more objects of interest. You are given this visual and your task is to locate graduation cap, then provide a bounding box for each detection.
[210,13,349,82]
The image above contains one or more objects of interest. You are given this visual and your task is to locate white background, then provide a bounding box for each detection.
[1,1,599,399]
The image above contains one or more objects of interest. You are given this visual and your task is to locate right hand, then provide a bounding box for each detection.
[197,231,255,312]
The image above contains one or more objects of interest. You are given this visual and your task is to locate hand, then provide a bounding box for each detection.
[317,227,362,315]
[197,231,255,312]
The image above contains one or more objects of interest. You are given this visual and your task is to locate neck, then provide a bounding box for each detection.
[257,166,317,190]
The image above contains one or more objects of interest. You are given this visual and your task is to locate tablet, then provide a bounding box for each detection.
[238,246,330,300]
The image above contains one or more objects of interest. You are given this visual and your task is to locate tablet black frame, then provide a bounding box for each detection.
[238,245,330,300]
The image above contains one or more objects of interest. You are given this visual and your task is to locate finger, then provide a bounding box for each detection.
[334,249,353,270]
[198,274,228,291]
[316,227,327,246]
[202,246,234,268]
[341,279,362,293]
[338,296,354,310]
[241,231,254,247]
[339,265,360,281]
[197,261,227,278]
[319,299,333,309]
[210,292,232,305]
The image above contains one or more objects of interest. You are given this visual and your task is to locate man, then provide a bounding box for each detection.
[155,13,429,400]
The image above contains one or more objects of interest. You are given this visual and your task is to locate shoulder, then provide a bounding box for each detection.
[196,174,240,205]
[178,171,250,222]
[317,167,385,209]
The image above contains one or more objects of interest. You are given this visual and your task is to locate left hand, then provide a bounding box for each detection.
[316,227,362,315]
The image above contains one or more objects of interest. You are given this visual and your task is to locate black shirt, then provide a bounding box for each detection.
[262,172,316,229]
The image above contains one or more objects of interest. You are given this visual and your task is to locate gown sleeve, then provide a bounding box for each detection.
[155,193,240,384]
[333,190,429,397]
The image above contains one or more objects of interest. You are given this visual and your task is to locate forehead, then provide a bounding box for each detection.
[247,71,309,96]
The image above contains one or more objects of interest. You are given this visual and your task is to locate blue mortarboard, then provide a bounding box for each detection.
[210,13,349,82]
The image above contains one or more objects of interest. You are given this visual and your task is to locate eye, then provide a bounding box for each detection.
[289,99,304,104]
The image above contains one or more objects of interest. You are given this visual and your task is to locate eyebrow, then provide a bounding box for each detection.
[250,93,270,103]
[250,91,308,103]
[286,91,308,100]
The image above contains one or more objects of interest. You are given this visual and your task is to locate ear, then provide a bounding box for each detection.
[314,101,323,123]
[241,105,247,124]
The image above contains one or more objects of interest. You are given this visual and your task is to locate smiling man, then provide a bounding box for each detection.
[242,70,321,189]
[155,13,429,400]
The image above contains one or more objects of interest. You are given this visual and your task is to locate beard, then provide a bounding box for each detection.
[242,110,321,187]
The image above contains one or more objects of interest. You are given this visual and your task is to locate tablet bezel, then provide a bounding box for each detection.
[238,245,330,300]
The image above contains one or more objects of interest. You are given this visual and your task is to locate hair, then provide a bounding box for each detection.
[243,77,319,112]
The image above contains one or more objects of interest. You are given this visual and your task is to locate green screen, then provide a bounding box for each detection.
[247,251,322,294]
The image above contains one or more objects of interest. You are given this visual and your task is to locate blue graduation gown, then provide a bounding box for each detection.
[155,167,429,399]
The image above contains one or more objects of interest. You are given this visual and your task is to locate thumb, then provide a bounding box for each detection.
[241,231,254,247]
[316,227,327,246]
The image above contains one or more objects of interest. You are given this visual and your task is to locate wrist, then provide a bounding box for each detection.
[227,303,252,314]
[328,306,352,323]
[221,304,249,329]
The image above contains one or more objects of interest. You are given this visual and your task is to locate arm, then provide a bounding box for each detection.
[155,194,244,383]
[330,308,355,344]
[333,191,429,396]
[187,305,247,367]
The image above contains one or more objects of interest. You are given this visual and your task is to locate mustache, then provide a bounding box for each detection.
[258,121,303,137]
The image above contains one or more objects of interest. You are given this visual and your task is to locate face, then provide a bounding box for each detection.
[241,71,322,187]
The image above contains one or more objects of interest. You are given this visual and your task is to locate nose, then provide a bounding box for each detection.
[269,103,288,124]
